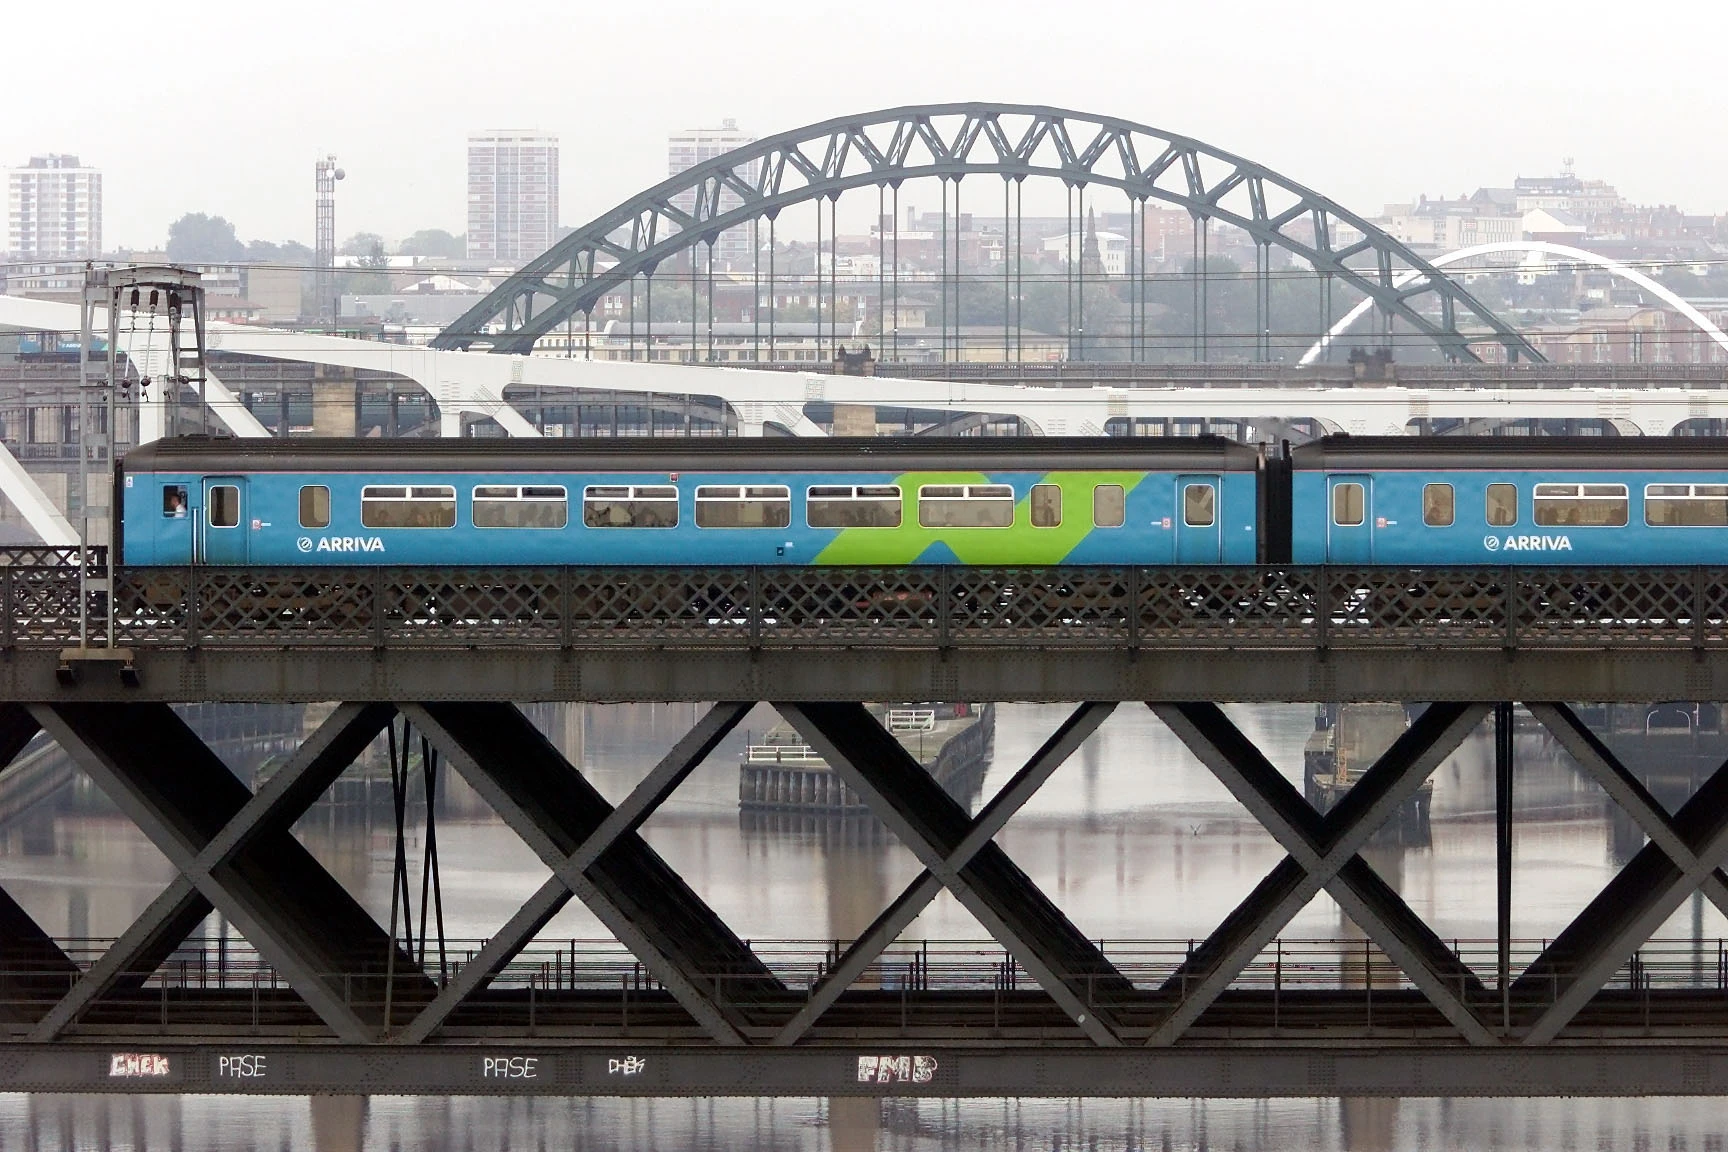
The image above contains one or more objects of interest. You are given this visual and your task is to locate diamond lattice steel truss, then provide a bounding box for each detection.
[6,694,1728,1063]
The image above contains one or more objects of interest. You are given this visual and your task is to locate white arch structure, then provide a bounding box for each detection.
[1301,240,1728,366]
[6,290,1728,545]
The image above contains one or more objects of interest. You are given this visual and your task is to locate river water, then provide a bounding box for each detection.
[1,701,1724,1150]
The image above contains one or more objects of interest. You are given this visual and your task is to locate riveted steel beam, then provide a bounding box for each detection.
[1526,702,1728,921]
[772,702,1116,1045]
[1149,702,1494,1046]
[0,885,78,1026]
[404,701,769,1045]
[393,701,752,1044]
[1519,704,1728,1043]
[779,701,1130,1046]
[27,702,414,1042]
[0,704,41,768]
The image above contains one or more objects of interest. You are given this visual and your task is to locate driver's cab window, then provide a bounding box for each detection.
[163,486,188,519]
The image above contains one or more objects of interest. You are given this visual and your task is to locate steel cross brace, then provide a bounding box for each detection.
[0,705,82,1020]
[1149,702,1496,1046]
[25,702,407,1042]
[1520,702,1728,1043]
[779,701,1132,1047]
[403,701,770,1045]
[772,702,1116,1045]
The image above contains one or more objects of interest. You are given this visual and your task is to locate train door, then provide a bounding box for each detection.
[1174,475,1222,563]
[1326,475,1373,564]
[198,477,248,565]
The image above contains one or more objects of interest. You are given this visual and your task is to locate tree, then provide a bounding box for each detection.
[166,213,246,262]
[397,229,465,260]
[339,232,386,258]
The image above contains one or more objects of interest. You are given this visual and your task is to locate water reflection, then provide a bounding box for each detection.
[13,1093,1728,1150]
[4,701,1728,1149]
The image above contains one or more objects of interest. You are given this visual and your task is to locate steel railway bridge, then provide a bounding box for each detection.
[0,556,1726,1095]
[4,108,1728,1099]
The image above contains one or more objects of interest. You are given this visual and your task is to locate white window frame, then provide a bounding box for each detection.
[694,484,792,529]
[1532,482,1628,528]
[472,484,569,529]
[1645,482,1728,527]
[916,483,1015,529]
[361,484,457,530]
[582,484,680,529]
[806,484,903,529]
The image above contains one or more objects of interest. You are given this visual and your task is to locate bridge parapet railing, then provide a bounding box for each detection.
[5,937,1728,1040]
[29,563,1728,652]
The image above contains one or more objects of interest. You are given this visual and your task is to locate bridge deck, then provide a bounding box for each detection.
[11,562,1728,701]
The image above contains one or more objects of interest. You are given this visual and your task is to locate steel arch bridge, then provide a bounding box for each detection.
[435,102,1540,363]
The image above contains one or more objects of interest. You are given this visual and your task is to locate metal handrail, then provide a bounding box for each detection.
[15,935,1728,995]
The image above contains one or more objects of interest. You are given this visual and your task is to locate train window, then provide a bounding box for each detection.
[474,485,568,529]
[807,485,902,529]
[1183,483,1215,528]
[1092,484,1125,528]
[1533,482,1627,527]
[1486,483,1518,527]
[918,484,1014,528]
[1422,483,1454,527]
[1647,483,1728,527]
[361,484,456,529]
[162,486,188,518]
[1030,483,1062,528]
[299,485,330,529]
[1332,483,1364,527]
[695,485,791,528]
[583,485,678,528]
[207,485,239,528]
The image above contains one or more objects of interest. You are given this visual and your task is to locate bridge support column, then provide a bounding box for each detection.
[780,701,1131,1046]
[311,368,358,437]
[1148,702,1496,1046]
[401,701,772,1045]
[24,701,420,1042]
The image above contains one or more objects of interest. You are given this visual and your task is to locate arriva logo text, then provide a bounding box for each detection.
[1484,534,1572,552]
[309,536,385,554]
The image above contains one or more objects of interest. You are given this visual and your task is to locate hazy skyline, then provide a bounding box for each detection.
[13,0,1727,250]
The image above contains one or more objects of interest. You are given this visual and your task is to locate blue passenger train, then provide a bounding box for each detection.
[114,435,1728,568]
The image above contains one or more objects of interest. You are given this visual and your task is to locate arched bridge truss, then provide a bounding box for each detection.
[435,103,1541,364]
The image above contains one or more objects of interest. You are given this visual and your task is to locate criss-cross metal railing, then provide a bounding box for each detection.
[0,561,1719,651]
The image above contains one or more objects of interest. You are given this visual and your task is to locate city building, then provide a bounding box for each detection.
[465,131,559,266]
[1,258,301,321]
[7,155,101,260]
[1380,194,1522,254]
[667,120,758,269]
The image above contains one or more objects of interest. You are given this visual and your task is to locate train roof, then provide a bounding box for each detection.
[121,435,1263,474]
[1292,435,1728,471]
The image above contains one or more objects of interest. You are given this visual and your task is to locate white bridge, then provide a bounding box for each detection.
[3,292,1726,546]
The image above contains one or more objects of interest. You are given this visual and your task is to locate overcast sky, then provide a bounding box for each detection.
[13,0,1727,250]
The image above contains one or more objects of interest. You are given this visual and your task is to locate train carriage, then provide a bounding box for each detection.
[117,437,1263,568]
[1291,437,1728,566]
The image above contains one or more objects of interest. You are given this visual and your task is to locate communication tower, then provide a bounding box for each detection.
[314,155,345,324]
